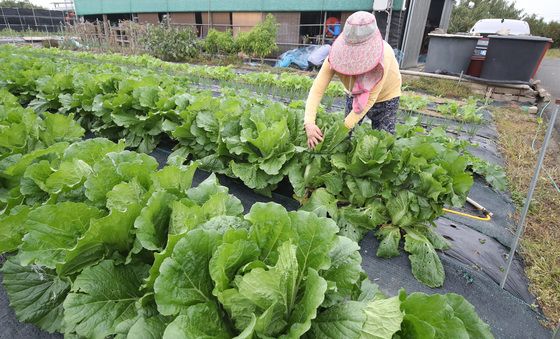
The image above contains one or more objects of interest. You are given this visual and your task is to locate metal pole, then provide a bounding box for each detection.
[16,8,23,31]
[31,7,38,30]
[1,7,11,31]
[500,100,560,289]
[321,11,327,45]
[384,0,394,42]
[207,0,212,33]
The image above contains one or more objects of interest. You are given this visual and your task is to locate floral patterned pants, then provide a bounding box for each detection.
[345,96,400,134]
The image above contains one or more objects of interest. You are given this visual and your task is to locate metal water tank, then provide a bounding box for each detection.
[480,35,552,82]
[425,33,480,74]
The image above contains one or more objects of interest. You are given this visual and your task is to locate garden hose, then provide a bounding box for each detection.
[442,208,492,221]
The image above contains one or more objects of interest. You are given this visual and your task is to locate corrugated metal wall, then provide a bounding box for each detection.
[210,12,231,32]
[169,12,196,25]
[439,0,453,31]
[272,12,301,52]
[74,0,406,16]
[232,12,263,36]
[137,13,158,24]
[400,0,431,69]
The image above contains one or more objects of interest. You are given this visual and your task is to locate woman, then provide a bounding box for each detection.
[304,11,402,149]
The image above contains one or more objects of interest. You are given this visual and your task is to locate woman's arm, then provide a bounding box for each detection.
[304,59,335,126]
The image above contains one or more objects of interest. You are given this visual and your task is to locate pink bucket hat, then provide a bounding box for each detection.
[328,11,384,75]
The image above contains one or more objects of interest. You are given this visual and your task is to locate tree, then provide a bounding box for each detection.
[0,0,46,9]
[449,0,523,33]
[524,14,560,48]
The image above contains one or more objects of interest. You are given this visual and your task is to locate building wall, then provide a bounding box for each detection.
[75,0,406,16]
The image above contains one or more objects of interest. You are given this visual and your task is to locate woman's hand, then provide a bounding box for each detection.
[305,123,324,149]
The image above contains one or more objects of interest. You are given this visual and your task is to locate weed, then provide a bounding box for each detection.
[546,48,560,59]
[493,105,560,328]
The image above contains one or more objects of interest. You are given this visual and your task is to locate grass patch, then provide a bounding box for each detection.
[492,105,560,328]
[546,48,560,59]
[191,53,244,66]
[403,76,475,99]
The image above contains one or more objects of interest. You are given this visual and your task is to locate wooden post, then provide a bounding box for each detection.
[102,13,109,48]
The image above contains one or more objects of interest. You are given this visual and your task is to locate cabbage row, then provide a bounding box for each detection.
[9,45,347,100]
[0,45,506,287]
[0,94,493,338]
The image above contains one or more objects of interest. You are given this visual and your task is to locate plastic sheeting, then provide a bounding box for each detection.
[275,45,319,70]
[359,232,551,339]
[307,45,331,67]
[434,216,532,302]
[445,179,516,248]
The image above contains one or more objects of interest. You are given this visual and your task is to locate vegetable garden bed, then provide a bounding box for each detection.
[0,45,553,338]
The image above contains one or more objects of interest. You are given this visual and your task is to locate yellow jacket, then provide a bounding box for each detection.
[304,41,402,129]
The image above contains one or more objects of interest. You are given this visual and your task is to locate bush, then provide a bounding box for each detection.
[204,28,237,55]
[201,14,278,61]
[234,31,252,55]
[236,13,279,61]
[141,24,201,62]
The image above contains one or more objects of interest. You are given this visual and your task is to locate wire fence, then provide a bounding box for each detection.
[0,18,340,56]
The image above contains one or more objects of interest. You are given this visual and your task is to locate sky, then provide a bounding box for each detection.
[512,0,560,22]
[28,0,560,22]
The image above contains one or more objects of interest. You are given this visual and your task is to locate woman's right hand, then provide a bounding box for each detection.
[305,123,324,149]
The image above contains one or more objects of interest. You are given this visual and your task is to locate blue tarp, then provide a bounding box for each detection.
[275,45,320,70]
